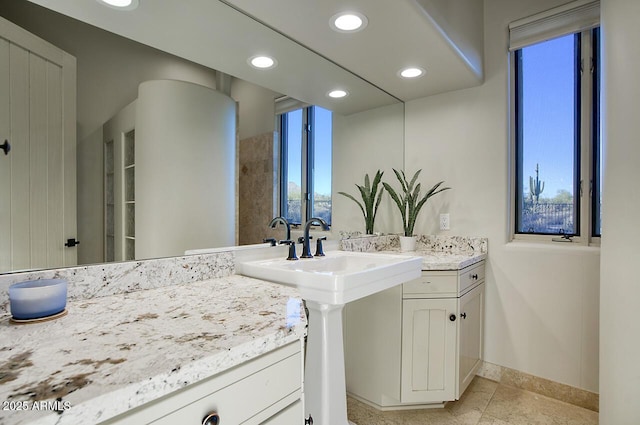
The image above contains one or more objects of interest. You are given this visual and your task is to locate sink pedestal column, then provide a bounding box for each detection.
[304,300,350,425]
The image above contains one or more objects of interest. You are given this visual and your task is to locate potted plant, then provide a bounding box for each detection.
[383,169,450,251]
[338,170,384,235]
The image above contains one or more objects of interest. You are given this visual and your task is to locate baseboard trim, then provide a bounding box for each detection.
[346,392,445,411]
[476,361,599,412]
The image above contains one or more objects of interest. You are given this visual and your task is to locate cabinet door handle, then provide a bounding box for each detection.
[202,412,220,425]
[305,415,314,424]
[1,140,10,155]
[449,314,457,322]
[461,312,467,319]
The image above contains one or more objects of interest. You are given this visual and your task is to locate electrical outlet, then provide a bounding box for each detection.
[439,213,450,231]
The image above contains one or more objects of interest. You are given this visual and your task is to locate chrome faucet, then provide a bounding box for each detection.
[300,217,330,258]
[268,216,291,242]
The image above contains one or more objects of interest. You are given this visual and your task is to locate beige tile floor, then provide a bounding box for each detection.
[347,377,598,425]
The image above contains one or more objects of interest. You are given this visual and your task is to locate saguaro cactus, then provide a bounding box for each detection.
[529,163,545,204]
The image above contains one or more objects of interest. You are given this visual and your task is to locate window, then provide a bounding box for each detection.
[278,105,332,225]
[511,4,601,242]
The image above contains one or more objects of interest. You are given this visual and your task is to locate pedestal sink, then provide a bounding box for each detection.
[238,250,422,425]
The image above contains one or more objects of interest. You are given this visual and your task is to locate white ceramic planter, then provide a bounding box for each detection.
[399,235,417,252]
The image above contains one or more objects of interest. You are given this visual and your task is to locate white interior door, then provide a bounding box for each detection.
[0,16,76,273]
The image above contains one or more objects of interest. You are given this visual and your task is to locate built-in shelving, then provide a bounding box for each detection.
[124,130,135,261]
[105,139,115,262]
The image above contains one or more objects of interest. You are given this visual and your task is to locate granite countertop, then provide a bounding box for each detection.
[339,235,487,271]
[418,250,486,270]
[378,249,486,270]
[0,275,306,425]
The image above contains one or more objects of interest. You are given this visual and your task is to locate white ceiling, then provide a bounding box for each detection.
[225,0,484,101]
[24,0,484,114]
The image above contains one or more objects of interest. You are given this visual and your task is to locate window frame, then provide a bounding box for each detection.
[277,105,331,225]
[510,28,601,246]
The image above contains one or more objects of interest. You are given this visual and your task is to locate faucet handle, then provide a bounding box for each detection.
[298,235,313,244]
[262,238,277,247]
[280,240,298,260]
[315,237,327,257]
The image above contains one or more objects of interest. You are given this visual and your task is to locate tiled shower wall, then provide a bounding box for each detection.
[238,132,280,245]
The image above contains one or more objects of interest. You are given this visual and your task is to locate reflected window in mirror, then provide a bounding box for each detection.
[278,105,332,225]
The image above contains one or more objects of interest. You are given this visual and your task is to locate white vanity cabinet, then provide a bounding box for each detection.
[345,260,485,409]
[102,341,304,425]
[401,268,485,403]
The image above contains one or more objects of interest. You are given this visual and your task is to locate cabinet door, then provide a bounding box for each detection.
[401,298,457,403]
[458,283,484,398]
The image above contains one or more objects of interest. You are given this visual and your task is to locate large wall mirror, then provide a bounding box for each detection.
[0,0,404,274]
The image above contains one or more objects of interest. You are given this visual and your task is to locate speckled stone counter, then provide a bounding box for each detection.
[0,252,235,316]
[379,249,486,270]
[340,234,487,270]
[0,275,306,425]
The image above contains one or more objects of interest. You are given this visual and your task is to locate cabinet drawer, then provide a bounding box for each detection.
[153,350,301,424]
[103,342,302,425]
[261,400,302,424]
[459,262,485,294]
[403,271,457,297]
[403,262,485,298]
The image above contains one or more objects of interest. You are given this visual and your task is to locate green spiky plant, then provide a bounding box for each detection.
[383,169,450,237]
[338,170,384,234]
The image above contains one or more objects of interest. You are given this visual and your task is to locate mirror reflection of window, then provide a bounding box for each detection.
[278,105,332,225]
[312,107,333,224]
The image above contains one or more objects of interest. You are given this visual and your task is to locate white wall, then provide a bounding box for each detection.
[231,79,280,140]
[403,0,600,392]
[136,80,236,259]
[599,0,640,422]
[332,103,405,235]
[76,127,103,265]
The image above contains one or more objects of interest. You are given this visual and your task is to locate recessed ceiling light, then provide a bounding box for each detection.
[97,0,139,10]
[248,55,277,70]
[327,89,349,99]
[330,12,368,33]
[399,67,426,79]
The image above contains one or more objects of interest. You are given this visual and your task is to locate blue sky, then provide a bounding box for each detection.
[286,106,332,196]
[521,34,576,199]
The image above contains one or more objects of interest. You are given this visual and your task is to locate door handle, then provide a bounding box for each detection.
[64,238,80,248]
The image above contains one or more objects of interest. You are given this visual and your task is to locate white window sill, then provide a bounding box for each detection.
[507,238,601,253]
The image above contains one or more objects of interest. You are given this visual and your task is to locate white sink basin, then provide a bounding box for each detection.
[238,250,422,304]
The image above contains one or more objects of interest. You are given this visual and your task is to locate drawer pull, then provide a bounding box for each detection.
[461,312,467,319]
[471,274,478,280]
[449,314,457,322]
[202,412,220,425]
